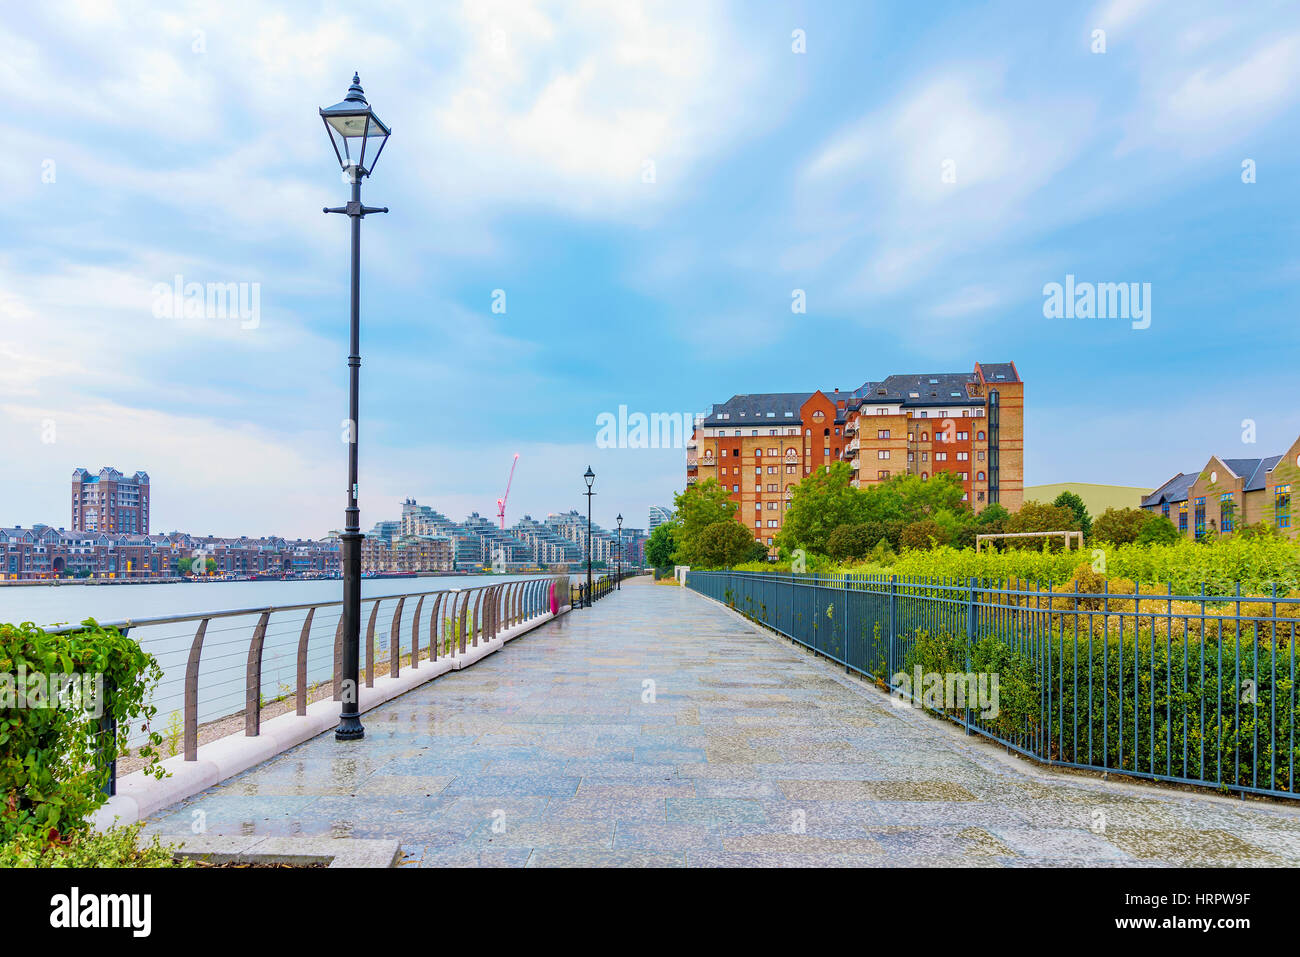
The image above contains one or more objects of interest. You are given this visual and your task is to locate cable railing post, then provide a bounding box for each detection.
[390,597,406,679]
[183,619,211,761]
[244,610,271,737]
[294,609,315,717]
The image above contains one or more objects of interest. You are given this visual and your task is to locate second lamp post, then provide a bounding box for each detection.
[583,466,595,606]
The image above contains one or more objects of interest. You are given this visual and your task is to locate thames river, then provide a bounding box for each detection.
[0,574,547,746]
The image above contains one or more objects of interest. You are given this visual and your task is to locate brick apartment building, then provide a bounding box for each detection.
[1140,435,1300,539]
[71,467,150,534]
[688,362,1024,551]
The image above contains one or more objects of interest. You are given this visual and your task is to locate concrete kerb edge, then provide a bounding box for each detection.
[95,607,568,832]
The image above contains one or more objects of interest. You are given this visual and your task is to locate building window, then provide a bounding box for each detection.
[1220,493,1235,534]
[1178,503,1188,533]
[877,429,890,439]
[1277,484,1292,530]
[977,430,985,440]
[977,471,985,481]
[1194,497,1206,536]
[1162,503,1170,519]
[878,450,890,460]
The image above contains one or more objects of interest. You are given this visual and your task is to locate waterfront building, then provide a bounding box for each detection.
[71,467,150,535]
[689,362,1024,552]
[648,505,674,534]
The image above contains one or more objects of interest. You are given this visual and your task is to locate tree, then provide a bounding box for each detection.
[177,557,193,576]
[899,519,952,550]
[695,520,760,568]
[863,472,965,525]
[776,462,868,556]
[1052,491,1093,540]
[205,558,218,575]
[1092,507,1150,545]
[645,522,677,568]
[671,479,739,565]
[826,523,875,561]
[1136,514,1181,544]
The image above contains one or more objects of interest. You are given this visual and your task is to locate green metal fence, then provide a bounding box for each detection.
[686,570,1299,801]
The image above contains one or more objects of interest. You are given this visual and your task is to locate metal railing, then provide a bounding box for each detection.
[49,575,569,794]
[570,569,636,607]
[687,570,1300,801]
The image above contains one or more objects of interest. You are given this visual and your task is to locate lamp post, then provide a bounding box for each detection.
[583,466,595,606]
[320,73,391,741]
[616,513,622,590]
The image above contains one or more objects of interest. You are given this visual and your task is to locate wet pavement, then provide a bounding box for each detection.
[142,578,1300,866]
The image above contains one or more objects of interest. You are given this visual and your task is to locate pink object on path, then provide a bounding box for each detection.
[549,582,558,615]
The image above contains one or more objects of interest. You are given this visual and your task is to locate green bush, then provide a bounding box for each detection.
[1,620,164,844]
[0,821,189,868]
[872,537,1300,596]
[902,625,1298,793]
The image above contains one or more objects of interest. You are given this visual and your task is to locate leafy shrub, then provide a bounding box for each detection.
[1137,514,1181,545]
[0,821,189,868]
[1093,507,1152,545]
[1,620,164,844]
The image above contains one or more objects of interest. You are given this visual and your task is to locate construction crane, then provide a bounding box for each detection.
[496,453,519,529]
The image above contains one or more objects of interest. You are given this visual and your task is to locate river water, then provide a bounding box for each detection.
[0,574,547,747]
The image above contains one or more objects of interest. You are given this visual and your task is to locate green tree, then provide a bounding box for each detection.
[863,472,965,525]
[776,462,868,556]
[645,522,677,568]
[671,479,739,565]
[1000,500,1081,551]
[205,558,218,575]
[1136,514,1181,544]
[695,520,760,568]
[826,523,875,561]
[177,557,193,576]
[1052,490,1093,540]
[899,519,952,550]
[1092,507,1150,545]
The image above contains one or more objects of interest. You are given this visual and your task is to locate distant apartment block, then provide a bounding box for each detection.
[648,505,674,533]
[1141,436,1300,539]
[72,467,150,535]
[689,362,1024,551]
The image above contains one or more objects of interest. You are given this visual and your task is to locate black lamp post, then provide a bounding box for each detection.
[616,513,622,590]
[583,466,595,606]
[321,73,390,741]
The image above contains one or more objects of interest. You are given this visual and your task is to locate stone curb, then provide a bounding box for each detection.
[95,605,572,831]
[162,833,401,868]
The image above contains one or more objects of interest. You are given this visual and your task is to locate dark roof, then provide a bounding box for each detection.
[701,392,811,426]
[1245,455,1283,492]
[1220,457,1262,480]
[1141,472,1195,507]
[976,361,1020,383]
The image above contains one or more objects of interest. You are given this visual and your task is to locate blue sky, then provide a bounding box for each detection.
[3,0,1298,537]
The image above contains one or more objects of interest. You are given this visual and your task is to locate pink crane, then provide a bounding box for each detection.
[496,453,519,529]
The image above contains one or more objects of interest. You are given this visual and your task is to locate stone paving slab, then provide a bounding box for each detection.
[142,579,1300,867]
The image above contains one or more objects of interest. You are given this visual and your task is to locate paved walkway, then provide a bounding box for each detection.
[144,579,1300,866]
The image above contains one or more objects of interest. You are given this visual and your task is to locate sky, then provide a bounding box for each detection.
[2,0,1298,538]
